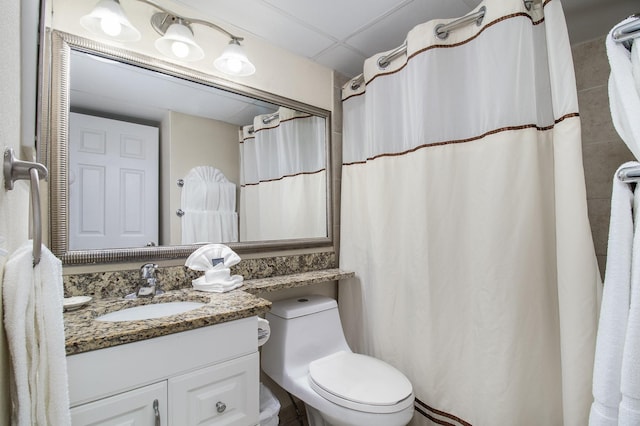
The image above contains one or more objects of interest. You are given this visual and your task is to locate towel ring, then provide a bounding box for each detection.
[3,148,48,265]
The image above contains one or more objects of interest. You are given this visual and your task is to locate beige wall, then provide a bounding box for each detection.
[573,36,635,279]
[49,0,333,111]
[161,111,240,245]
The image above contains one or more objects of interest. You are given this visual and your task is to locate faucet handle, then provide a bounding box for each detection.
[140,263,159,279]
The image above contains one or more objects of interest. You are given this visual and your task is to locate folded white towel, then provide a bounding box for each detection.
[2,241,71,425]
[607,20,640,160]
[185,244,241,271]
[192,275,244,293]
[589,163,637,425]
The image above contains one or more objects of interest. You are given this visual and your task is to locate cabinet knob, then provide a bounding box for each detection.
[216,401,226,413]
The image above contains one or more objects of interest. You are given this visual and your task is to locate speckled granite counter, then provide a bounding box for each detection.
[242,268,354,294]
[64,268,354,356]
[64,289,271,356]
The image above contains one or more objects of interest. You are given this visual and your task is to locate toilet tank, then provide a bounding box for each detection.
[261,295,351,385]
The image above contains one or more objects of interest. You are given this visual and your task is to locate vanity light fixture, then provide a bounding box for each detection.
[151,14,204,62]
[214,38,256,77]
[80,0,141,42]
[80,0,256,76]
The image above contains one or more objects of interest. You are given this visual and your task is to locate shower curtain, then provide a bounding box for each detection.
[339,0,601,424]
[239,107,326,241]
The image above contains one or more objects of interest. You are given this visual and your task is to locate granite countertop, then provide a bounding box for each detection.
[64,289,271,356]
[64,268,354,356]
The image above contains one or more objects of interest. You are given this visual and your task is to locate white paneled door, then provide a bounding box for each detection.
[69,112,159,250]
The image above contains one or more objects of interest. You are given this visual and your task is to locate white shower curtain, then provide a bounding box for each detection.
[240,107,326,241]
[339,0,601,424]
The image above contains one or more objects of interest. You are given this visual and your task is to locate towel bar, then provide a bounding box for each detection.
[612,13,640,50]
[617,165,640,183]
[3,148,48,265]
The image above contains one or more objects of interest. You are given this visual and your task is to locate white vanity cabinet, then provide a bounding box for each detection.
[70,382,167,425]
[67,317,260,426]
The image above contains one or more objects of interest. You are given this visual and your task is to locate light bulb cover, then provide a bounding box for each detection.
[214,40,256,77]
[154,22,205,62]
[80,0,141,42]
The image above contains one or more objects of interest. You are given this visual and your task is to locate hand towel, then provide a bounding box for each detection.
[2,241,71,425]
[589,163,637,425]
[619,161,640,423]
[607,20,640,160]
[181,166,239,244]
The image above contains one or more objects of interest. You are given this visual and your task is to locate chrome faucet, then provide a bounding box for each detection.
[137,263,161,298]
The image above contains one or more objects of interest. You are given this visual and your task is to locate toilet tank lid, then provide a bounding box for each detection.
[268,295,337,319]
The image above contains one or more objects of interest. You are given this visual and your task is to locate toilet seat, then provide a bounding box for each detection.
[308,351,413,414]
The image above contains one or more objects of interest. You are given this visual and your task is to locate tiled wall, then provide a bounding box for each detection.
[332,71,350,259]
[573,35,635,279]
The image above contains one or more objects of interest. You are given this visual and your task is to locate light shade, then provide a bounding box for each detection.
[154,22,205,62]
[214,39,256,77]
[80,0,141,42]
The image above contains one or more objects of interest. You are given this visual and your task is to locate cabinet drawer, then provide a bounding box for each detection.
[169,352,259,426]
[68,317,257,407]
[71,381,167,425]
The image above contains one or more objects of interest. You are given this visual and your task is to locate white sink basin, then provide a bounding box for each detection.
[96,301,205,322]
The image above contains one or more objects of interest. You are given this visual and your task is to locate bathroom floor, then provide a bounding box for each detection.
[278,398,309,426]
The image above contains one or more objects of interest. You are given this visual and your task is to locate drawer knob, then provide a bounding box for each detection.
[216,401,226,413]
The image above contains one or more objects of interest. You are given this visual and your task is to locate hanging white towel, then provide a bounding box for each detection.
[589,162,637,426]
[619,166,640,424]
[181,166,238,244]
[181,210,238,244]
[607,21,640,160]
[2,241,71,425]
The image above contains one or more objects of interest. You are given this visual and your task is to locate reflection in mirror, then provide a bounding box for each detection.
[46,31,332,264]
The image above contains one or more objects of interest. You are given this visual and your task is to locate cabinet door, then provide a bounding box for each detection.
[169,352,259,426]
[70,381,167,426]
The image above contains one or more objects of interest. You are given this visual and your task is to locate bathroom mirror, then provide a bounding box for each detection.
[42,30,332,264]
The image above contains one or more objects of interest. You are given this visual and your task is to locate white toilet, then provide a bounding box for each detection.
[261,295,414,426]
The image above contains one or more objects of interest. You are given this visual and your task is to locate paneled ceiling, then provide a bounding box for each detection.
[174,0,639,78]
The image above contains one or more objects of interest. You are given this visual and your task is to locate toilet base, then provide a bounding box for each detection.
[306,404,327,426]
[305,401,413,426]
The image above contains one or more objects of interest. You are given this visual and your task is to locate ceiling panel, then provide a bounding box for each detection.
[172,0,336,58]
[346,0,473,58]
[314,45,369,78]
[261,0,413,40]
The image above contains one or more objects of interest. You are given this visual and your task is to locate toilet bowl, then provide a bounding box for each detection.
[261,295,414,426]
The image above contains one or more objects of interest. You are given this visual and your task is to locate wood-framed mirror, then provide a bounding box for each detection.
[42,30,333,265]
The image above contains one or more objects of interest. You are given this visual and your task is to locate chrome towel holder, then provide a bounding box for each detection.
[3,148,48,266]
[612,13,640,51]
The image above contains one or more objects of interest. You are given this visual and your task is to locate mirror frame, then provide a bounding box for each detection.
[42,30,333,265]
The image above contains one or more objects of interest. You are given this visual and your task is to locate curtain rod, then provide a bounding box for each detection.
[347,0,546,91]
[349,6,486,90]
[246,112,281,134]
